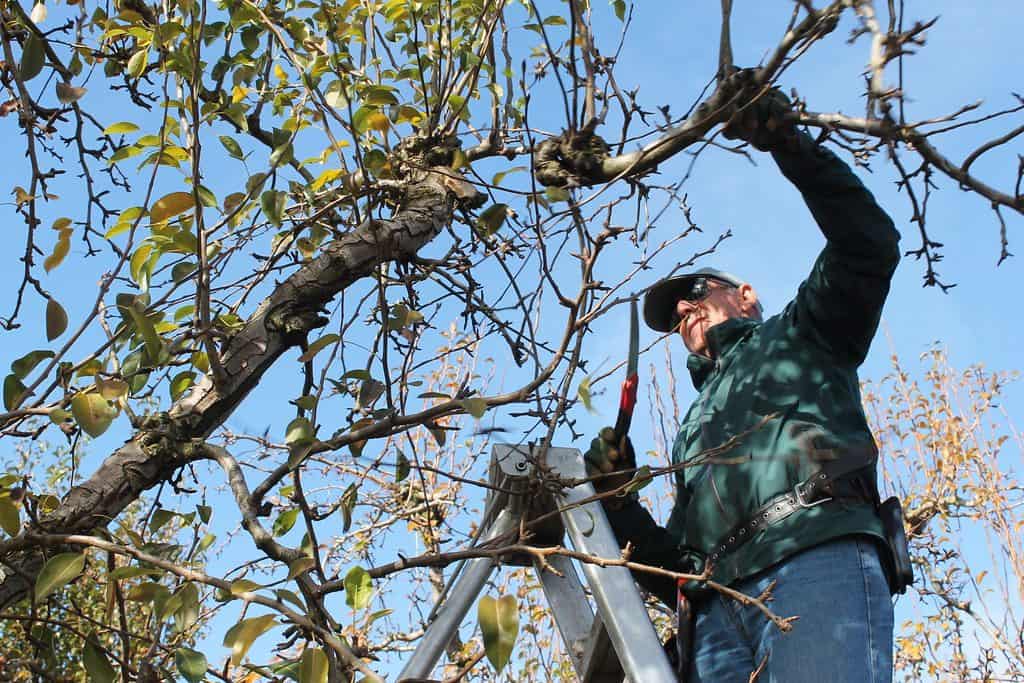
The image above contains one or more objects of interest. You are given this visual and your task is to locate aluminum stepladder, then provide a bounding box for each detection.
[397,444,677,682]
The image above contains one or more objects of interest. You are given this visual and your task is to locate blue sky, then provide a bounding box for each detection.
[1,0,1021,677]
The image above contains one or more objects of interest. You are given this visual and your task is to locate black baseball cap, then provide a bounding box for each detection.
[642,267,749,332]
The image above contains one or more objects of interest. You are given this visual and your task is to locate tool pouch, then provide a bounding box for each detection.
[879,496,914,595]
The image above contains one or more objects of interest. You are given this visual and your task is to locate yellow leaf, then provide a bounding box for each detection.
[71,391,117,437]
[44,232,71,272]
[150,192,194,224]
[367,111,390,131]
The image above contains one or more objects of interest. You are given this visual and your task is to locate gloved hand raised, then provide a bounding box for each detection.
[721,69,799,152]
[584,426,637,510]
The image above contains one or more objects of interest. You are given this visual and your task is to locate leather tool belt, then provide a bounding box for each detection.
[705,453,877,568]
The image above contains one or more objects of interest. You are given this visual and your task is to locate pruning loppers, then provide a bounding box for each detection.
[613,299,640,442]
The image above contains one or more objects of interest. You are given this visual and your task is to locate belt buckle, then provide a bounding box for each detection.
[793,479,832,508]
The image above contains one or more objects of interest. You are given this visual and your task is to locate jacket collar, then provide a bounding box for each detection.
[686,317,760,389]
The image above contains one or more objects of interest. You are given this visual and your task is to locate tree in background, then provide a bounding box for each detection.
[865,348,1023,682]
[0,0,1021,679]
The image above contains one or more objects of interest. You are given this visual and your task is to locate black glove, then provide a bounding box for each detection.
[721,70,799,152]
[584,427,638,510]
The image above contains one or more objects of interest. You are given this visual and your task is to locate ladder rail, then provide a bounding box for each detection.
[554,477,677,682]
[397,508,517,681]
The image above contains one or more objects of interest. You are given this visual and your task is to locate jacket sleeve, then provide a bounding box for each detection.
[605,500,680,607]
[772,132,901,366]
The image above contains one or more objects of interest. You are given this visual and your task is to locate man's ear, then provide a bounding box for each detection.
[738,283,762,320]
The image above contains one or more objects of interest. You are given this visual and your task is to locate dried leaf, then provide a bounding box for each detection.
[150,191,194,224]
[45,298,68,340]
[55,82,86,104]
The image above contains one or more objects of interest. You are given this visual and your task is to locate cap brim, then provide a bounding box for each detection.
[642,275,702,333]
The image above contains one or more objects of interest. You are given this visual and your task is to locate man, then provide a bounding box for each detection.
[585,88,903,682]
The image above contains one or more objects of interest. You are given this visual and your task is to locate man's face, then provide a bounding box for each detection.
[674,280,760,357]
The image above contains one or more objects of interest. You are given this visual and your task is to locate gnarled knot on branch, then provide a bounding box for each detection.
[395,132,463,170]
[533,129,611,188]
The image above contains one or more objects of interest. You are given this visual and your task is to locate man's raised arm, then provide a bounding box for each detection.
[772,128,901,366]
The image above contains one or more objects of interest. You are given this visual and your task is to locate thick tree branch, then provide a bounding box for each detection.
[0,166,478,609]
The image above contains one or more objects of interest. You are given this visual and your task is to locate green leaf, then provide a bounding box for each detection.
[219,135,244,159]
[230,578,262,596]
[339,369,370,381]
[150,191,194,224]
[491,166,526,186]
[285,417,313,447]
[477,204,509,236]
[171,262,197,283]
[20,34,46,81]
[3,374,28,411]
[70,392,116,437]
[197,532,216,553]
[46,298,68,341]
[82,633,117,683]
[175,647,208,683]
[622,465,652,494]
[612,0,626,21]
[129,243,153,285]
[478,594,519,673]
[577,376,594,412]
[299,648,328,683]
[134,314,162,365]
[269,141,294,167]
[366,608,393,626]
[0,496,21,536]
[196,184,218,208]
[460,397,487,419]
[339,483,357,533]
[544,186,571,203]
[286,556,316,580]
[103,121,139,135]
[272,508,299,537]
[197,504,212,524]
[222,614,277,665]
[297,334,339,363]
[149,508,176,533]
[344,566,373,610]
[294,395,317,411]
[361,85,399,106]
[261,190,285,227]
[35,552,85,603]
[170,371,196,401]
[357,378,385,409]
[394,450,410,483]
[173,582,200,631]
[274,588,307,612]
[427,423,447,447]
[127,581,168,602]
[126,47,148,77]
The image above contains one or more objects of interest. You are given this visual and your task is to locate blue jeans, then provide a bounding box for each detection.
[689,536,893,683]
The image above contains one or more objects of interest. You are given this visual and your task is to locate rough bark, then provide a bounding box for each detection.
[0,166,474,608]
